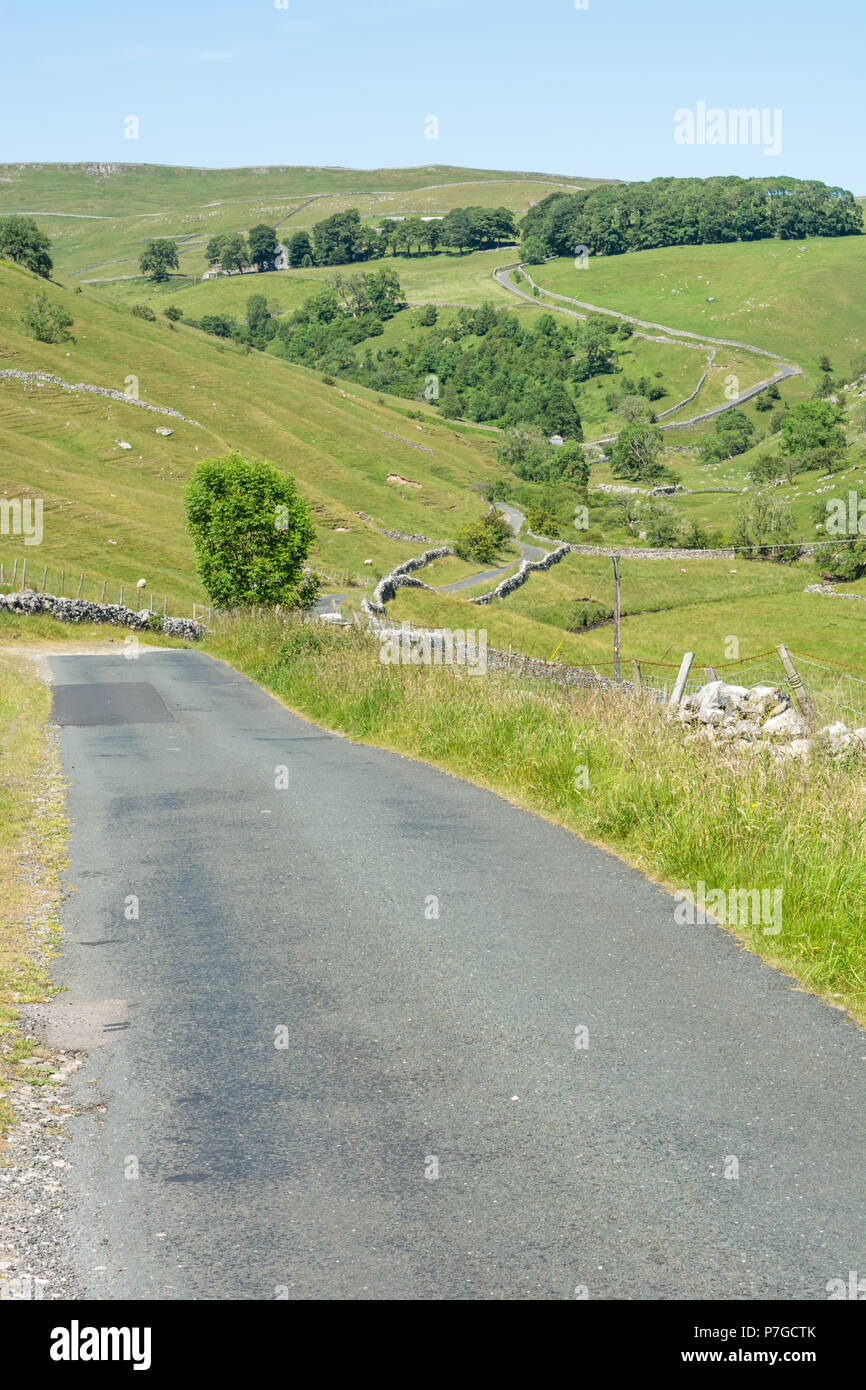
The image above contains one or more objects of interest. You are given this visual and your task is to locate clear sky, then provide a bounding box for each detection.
[3,0,863,190]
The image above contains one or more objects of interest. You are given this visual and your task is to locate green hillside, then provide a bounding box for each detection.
[0,163,607,283]
[2,167,865,678]
[0,260,506,609]
[528,238,866,382]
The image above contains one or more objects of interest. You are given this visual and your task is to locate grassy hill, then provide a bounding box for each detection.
[0,163,608,283]
[528,238,866,383]
[2,166,866,677]
[0,259,508,610]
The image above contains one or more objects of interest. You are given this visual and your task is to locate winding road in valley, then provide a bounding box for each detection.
[492,261,804,434]
[37,647,866,1300]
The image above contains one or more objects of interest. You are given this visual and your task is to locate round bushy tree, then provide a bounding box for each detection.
[139,238,179,282]
[0,215,52,277]
[184,452,316,607]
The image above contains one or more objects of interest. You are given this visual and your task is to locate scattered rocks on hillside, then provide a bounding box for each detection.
[804,583,866,603]
[675,679,866,760]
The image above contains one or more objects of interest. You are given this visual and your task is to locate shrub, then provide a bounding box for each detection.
[20,291,73,343]
[131,303,156,321]
[454,519,503,564]
[813,539,866,582]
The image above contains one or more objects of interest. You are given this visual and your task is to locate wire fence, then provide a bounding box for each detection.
[0,554,205,622]
[786,651,866,729]
[582,647,866,727]
[480,642,866,729]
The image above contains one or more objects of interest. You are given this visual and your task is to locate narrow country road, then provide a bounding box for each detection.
[492,261,803,433]
[46,650,866,1300]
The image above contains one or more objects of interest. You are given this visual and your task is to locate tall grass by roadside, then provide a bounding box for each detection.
[208,611,866,1023]
[0,652,66,1135]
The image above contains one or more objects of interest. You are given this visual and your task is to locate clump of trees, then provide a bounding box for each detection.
[520,176,863,259]
[813,539,866,582]
[184,451,317,608]
[608,422,668,484]
[189,267,406,355]
[204,224,281,274]
[497,426,589,486]
[0,216,52,277]
[781,398,847,473]
[300,204,518,269]
[699,408,755,464]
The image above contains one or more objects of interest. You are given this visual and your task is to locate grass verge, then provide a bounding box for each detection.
[0,651,66,1138]
[207,611,866,1025]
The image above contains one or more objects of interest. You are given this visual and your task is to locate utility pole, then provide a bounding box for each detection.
[612,554,621,682]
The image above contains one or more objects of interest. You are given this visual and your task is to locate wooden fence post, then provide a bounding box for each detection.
[60,569,64,595]
[632,659,642,692]
[101,581,107,602]
[777,644,817,726]
[77,574,83,598]
[41,565,47,591]
[705,666,719,682]
[669,651,695,708]
[12,559,18,586]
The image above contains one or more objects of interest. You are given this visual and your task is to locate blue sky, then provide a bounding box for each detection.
[3,0,863,190]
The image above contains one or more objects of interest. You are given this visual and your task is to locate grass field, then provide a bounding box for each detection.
[0,163,601,217]
[529,238,866,382]
[390,548,866,675]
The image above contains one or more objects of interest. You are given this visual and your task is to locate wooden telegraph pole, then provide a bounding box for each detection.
[612,555,621,682]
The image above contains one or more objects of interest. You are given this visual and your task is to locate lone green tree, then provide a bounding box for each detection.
[0,216,53,277]
[140,239,179,282]
[184,452,316,607]
[609,421,665,482]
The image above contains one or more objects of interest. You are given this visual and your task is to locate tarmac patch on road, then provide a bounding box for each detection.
[52,682,173,726]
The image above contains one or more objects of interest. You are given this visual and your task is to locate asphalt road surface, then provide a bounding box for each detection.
[48,649,866,1300]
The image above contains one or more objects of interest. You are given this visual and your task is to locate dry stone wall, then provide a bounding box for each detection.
[0,589,204,640]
